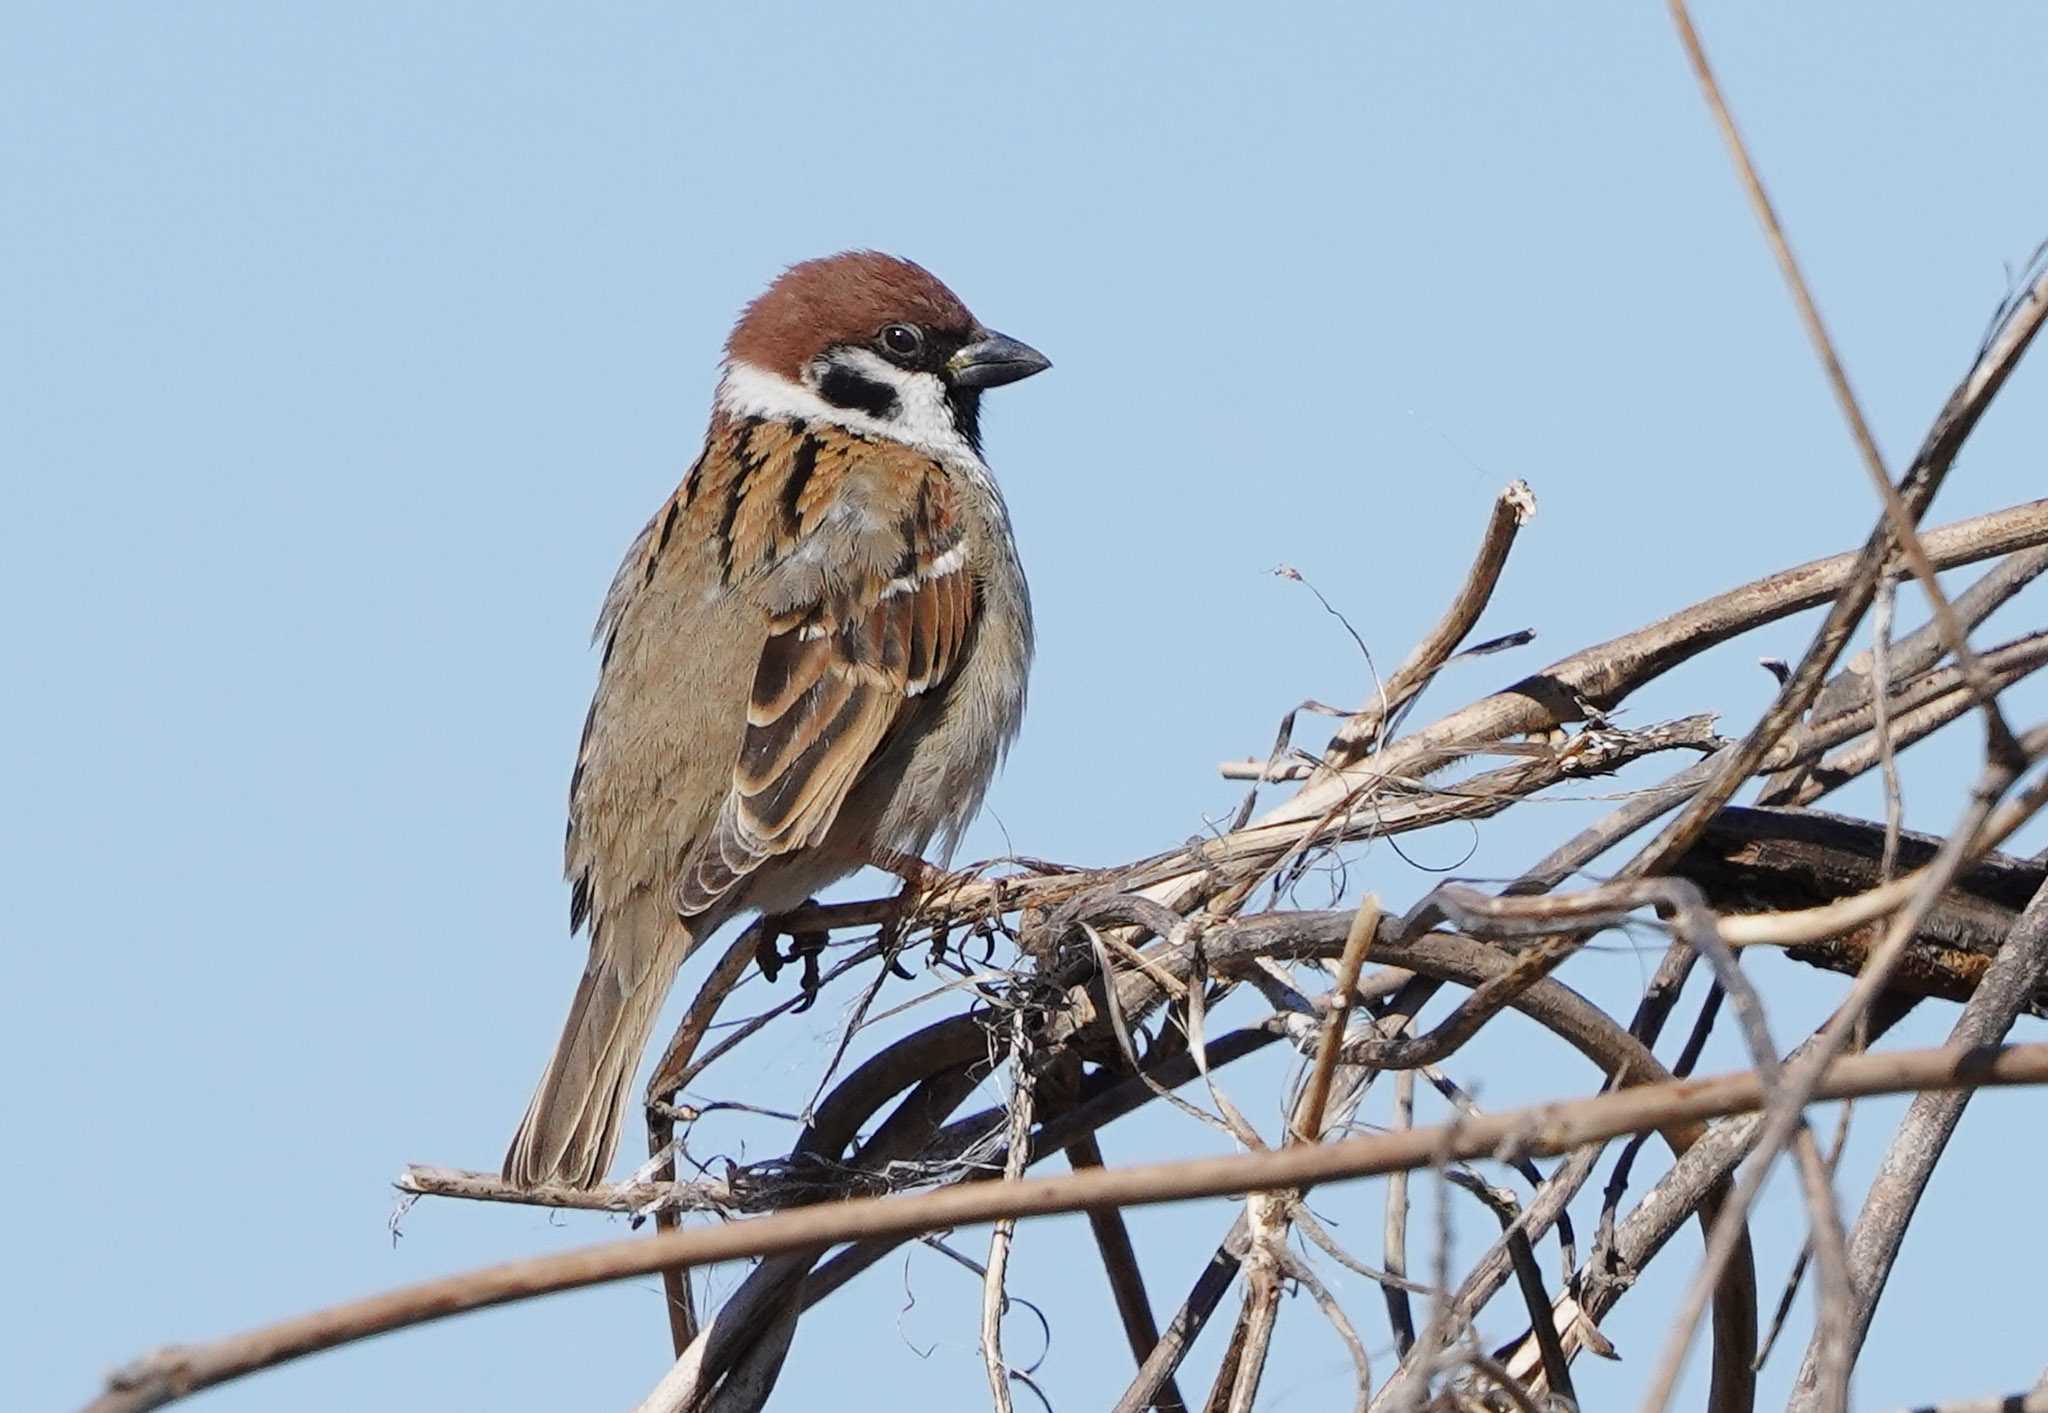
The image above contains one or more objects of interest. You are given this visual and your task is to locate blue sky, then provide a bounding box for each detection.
[7,4,2046,1409]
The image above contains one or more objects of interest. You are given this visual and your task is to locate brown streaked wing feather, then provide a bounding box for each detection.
[904,572,938,691]
[673,428,973,918]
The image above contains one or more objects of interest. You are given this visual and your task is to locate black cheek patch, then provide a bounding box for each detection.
[947,386,984,455]
[817,364,900,420]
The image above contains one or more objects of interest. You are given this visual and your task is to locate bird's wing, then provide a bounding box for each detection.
[675,418,975,915]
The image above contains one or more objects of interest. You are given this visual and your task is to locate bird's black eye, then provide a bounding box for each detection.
[879,323,924,361]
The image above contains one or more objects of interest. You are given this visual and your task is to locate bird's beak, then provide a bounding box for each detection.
[946,331,1051,389]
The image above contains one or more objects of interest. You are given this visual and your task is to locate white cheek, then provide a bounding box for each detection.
[714,355,984,469]
[888,370,966,453]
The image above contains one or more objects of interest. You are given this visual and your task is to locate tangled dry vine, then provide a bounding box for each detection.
[86,10,2048,1413]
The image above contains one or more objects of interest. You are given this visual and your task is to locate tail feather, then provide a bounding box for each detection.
[505,892,692,1189]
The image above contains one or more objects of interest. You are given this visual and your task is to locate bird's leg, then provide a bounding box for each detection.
[752,903,829,1011]
[786,926,828,1012]
[751,915,793,981]
[864,847,943,977]
[864,846,944,896]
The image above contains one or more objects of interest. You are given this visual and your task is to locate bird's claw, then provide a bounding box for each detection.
[787,930,828,1012]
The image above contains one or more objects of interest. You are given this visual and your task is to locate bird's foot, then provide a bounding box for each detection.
[754,906,830,1010]
[864,848,944,979]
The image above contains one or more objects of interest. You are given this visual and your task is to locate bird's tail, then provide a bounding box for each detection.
[504,890,693,1189]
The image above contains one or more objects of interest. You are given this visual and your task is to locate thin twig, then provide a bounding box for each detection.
[981,1012,1037,1413]
[1666,0,2019,775]
[1873,577,1907,877]
[1296,894,1381,1141]
[1444,1171,1575,1405]
[1383,1070,1418,1356]
[1784,877,2048,1411]
[1109,1217,1248,1413]
[1640,733,2048,1413]
[1276,1247,1372,1412]
[94,1042,2048,1413]
[640,921,764,1358]
[1323,479,1537,767]
[1067,1134,1188,1413]
[1763,545,2048,800]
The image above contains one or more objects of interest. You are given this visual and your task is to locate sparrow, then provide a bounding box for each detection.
[504,251,1049,1189]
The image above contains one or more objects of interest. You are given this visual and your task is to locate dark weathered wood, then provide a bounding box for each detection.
[1784,877,2048,1412]
[1675,805,2048,1012]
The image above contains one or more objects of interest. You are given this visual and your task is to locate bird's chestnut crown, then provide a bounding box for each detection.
[721,251,1048,459]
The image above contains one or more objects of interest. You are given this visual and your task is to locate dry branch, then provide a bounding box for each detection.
[1676,806,2048,1010]
[68,10,2048,1404]
[1666,0,2020,781]
[744,500,2048,953]
[100,207,2048,1412]
[89,1042,2048,1413]
[1643,729,2048,1411]
[372,478,2047,1413]
[1783,876,2048,1411]
[1323,479,1537,768]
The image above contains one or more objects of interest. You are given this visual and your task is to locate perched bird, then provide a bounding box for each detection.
[505,252,1049,1189]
